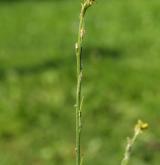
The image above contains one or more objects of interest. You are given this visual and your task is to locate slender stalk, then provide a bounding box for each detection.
[121,120,148,165]
[75,1,95,165]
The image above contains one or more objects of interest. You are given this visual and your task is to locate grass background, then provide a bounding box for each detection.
[0,0,160,164]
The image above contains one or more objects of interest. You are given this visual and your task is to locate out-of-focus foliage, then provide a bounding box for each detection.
[0,0,160,164]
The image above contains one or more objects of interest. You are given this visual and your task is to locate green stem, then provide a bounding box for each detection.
[121,131,139,165]
[121,120,148,165]
[75,1,95,165]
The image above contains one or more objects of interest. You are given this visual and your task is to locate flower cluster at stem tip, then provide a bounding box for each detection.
[84,0,95,6]
[135,120,149,133]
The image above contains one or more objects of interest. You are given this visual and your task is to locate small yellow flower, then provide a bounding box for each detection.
[135,120,149,132]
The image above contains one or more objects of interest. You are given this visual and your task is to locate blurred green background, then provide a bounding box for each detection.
[0,0,160,164]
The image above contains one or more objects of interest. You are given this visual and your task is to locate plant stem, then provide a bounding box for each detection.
[75,1,95,165]
[121,120,148,165]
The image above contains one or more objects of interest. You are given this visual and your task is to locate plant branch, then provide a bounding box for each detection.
[75,1,95,165]
[121,120,148,165]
